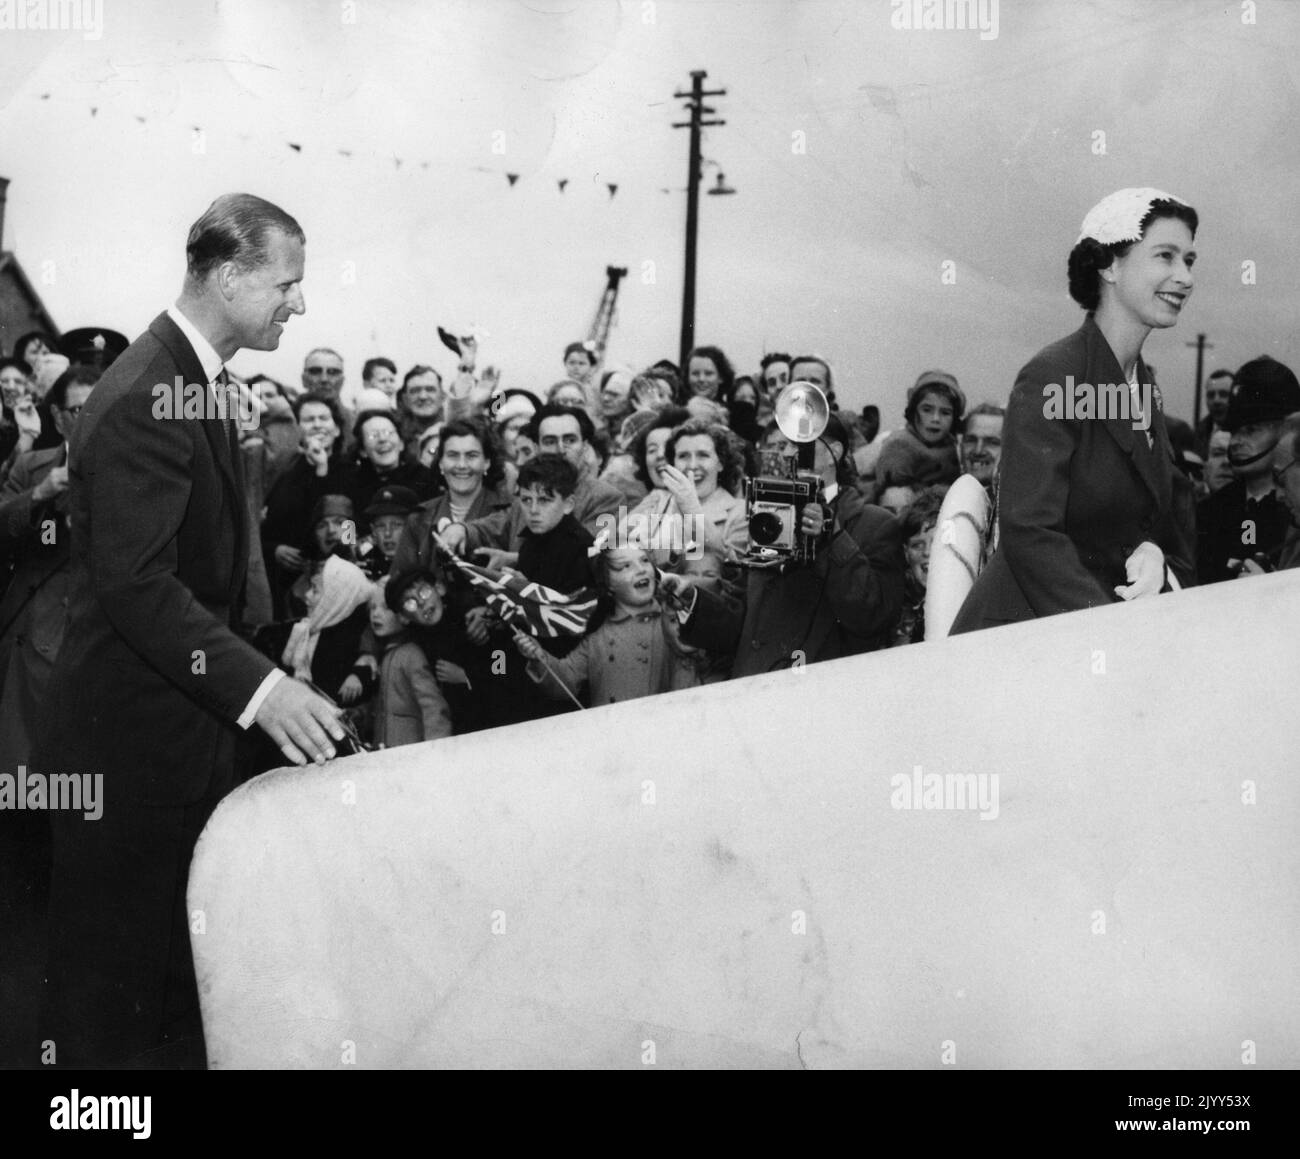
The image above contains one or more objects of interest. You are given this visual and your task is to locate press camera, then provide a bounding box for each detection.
[740,380,831,568]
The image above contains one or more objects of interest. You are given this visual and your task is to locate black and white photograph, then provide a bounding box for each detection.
[0,0,1294,1128]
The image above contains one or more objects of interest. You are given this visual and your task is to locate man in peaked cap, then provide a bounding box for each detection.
[57,327,129,374]
[1196,356,1300,584]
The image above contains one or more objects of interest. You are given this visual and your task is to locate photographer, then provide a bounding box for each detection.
[670,412,904,677]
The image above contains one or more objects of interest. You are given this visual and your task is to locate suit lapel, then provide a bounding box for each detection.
[1084,317,1165,504]
[148,314,248,607]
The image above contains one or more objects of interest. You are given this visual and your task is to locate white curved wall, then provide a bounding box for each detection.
[189,570,1300,1068]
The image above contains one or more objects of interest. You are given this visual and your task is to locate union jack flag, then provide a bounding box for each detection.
[447,557,597,638]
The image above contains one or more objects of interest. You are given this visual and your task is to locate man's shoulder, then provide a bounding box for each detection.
[838,489,900,538]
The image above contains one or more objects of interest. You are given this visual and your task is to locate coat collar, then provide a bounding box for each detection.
[1079,314,1170,505]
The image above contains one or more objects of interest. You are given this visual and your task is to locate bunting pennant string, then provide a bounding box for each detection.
[18,88,633,200]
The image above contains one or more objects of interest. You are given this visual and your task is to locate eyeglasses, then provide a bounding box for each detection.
[401,584,440,613]
[1273,457,1298,487]
[305,367,344,378]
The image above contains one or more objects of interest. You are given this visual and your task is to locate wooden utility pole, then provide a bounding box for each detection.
[672,70,726,375]
[1187,332,1213,429]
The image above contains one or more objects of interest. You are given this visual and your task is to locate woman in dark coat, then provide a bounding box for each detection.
[951,188,1199,633]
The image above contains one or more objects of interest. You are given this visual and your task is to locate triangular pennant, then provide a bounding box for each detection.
[558,178,568,193]
[90,107,97,117]
[506,173,519,186]
[607,183,618,199]
[288,142,302,152]
[339,149,352,157]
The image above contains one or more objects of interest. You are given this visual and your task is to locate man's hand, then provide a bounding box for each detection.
[32,464,69,503]
[254,677,348,767]
[274,544,306,572]
[472,547,519,571]
[799,502,828,539]
[1115,540,1165,600]
[465,606,491,645]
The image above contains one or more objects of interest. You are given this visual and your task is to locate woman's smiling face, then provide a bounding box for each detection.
[1108,215,1195,330]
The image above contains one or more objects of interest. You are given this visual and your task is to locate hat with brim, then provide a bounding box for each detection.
[1225,357,1300,432]
[364,485,419,520]
[58,327,129,370]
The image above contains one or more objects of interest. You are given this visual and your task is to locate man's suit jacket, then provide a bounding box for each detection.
[37,312,275,805]
[952,315,1196,633]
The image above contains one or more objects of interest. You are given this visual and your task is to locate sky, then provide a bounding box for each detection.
[2,0,1298,424]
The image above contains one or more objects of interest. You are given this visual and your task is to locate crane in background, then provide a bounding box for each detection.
[587,265,627,364]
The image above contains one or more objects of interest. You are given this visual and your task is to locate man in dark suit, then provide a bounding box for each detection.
[35,193,347,1068]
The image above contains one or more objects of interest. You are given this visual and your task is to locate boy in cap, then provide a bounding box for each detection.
[358,484,419,579]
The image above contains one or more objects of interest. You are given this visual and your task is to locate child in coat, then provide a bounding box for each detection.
[512,546,700,708]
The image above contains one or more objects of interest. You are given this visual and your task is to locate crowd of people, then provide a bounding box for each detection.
[4,315,1297,769]
[7,187,1300,1070]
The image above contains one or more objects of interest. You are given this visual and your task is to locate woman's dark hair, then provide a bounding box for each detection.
[46,363,100,412]
[292,391,346,457]
[633,405,691,486]
[433,416,506,490]
[1068,199,1199,311]
[12,331,57,364]
[685,345,736,406]
[664,418,746,496]
[904,383,965,437]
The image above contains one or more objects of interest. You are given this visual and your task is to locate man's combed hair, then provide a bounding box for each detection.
[1067,199,1198,311]
[185,193,305,281]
